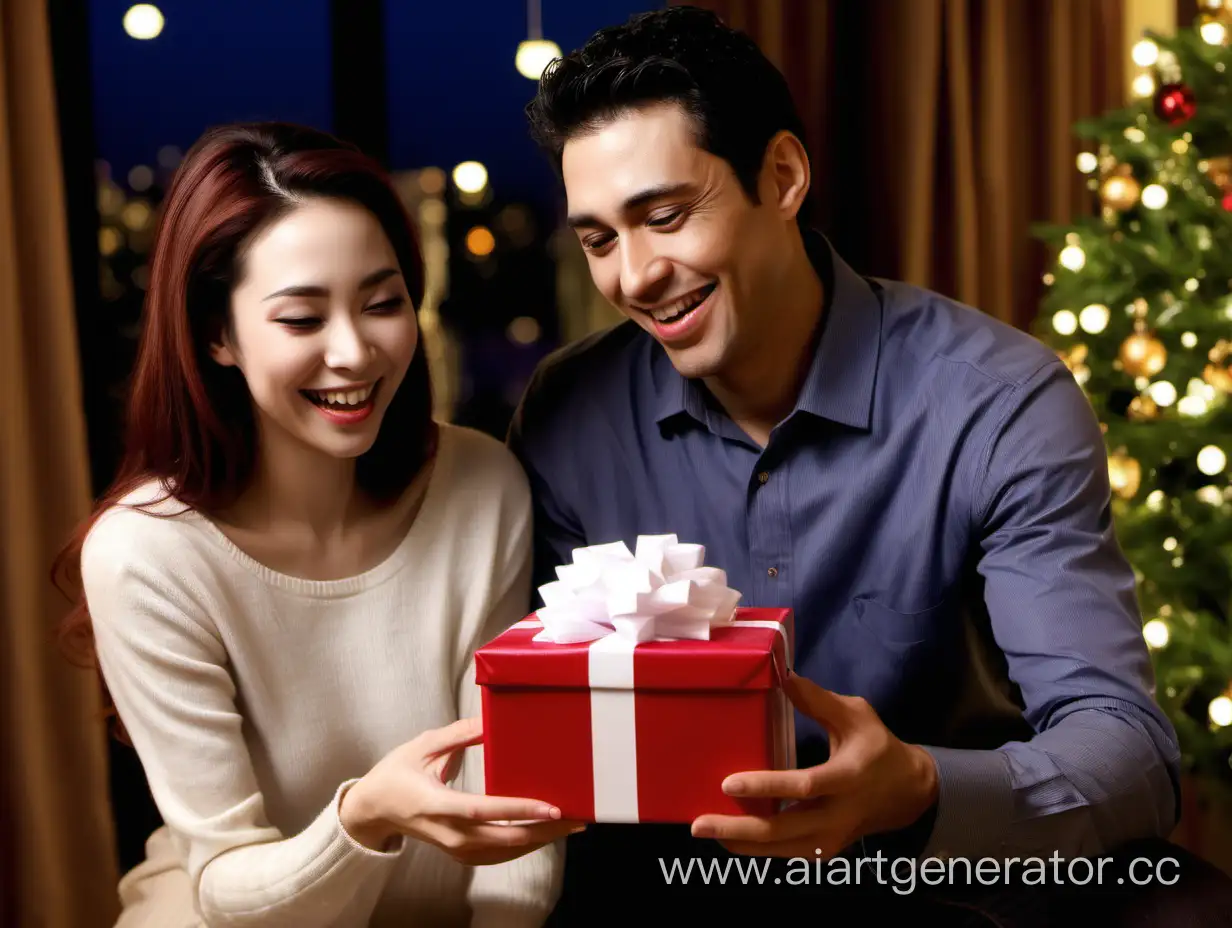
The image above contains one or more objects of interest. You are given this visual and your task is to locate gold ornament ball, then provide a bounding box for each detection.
[1205,339,1232,392]
[1058,343,1088,371]
[1205,154,1232,191]
[1101,173,1141,210]
[1108,452,1142,499]
[1128,395,1159,420]
[1120,332,1168,377]
[1205,363,1232,393]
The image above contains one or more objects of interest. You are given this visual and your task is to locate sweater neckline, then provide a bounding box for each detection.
[189,423,455,599]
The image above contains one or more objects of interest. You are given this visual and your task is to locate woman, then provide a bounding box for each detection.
[53,122,580,927]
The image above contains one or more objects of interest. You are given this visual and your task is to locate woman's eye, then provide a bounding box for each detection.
[276,317,320,329]
[365,297,406,313]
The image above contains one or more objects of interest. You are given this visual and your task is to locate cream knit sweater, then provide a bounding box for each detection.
[81,423,563,927]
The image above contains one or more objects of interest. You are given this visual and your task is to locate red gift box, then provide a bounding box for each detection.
[475,607,795,824]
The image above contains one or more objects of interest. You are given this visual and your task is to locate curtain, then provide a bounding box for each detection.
[0,1,121,925]
[671,0,1124,330]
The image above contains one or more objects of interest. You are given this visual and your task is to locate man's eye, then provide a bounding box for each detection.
[583,234,614,252]
[648,211,683,228]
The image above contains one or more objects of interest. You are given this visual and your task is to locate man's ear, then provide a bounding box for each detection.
[761,130,811,222]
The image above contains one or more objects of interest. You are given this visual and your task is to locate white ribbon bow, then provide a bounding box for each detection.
[533,534,743,644]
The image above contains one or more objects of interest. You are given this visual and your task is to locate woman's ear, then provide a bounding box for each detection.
[208,318,238,368]
[209,337,237,368]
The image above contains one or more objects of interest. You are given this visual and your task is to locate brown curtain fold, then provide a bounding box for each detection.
[673,0,1125,329]
[0,2,121,925]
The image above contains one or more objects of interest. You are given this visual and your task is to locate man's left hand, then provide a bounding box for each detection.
[690,671,940,858]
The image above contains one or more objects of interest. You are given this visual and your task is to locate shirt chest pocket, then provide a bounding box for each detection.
[851,595,948,649]
[827,594,962,738]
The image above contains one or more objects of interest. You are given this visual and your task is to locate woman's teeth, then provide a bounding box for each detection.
[305,385,374,408]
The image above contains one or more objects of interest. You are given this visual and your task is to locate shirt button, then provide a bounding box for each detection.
[767,567,778,578]
[757,471,770,485]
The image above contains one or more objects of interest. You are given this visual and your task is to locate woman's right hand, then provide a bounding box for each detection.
[339,716,586,864]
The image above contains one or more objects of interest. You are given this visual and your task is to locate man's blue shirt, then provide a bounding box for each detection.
[507,231,1180,858]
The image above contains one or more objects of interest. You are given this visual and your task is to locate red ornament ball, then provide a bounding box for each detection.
[1155,83,1197,125]
[1223,191,1232,211]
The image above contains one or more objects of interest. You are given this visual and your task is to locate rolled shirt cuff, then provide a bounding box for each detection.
[916,745,1014,861]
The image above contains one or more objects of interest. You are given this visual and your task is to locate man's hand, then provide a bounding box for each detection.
[690,672,939,858]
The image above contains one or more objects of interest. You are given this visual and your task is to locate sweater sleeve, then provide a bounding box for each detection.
[454,463,565,927]
[81,509,404,927]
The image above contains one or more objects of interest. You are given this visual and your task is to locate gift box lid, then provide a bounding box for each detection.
[475,607,792,691]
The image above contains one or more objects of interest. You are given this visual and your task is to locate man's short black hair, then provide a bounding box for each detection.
[525,5,811,224]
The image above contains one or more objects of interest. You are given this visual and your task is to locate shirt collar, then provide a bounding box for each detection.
[653,230,882,432]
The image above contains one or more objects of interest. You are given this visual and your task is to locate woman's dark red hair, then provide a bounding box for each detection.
[52,122,436,736]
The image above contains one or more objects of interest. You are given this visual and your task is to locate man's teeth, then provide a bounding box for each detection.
[307,385,373,408]
[649,287,712,323]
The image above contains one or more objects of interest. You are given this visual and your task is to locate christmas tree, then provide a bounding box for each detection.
[1032,6,1232,788]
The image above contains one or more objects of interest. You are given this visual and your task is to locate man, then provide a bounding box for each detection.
[507,6,1214,923]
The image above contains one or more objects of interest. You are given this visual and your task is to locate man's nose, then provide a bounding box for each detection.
[620,236,672,303]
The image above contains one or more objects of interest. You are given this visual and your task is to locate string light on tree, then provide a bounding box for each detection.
[1210,694,1232,728]
[1141,183,1170,209]
[1058,244,1086,271]
[1197,444,1227,475]
[1132,38,1160,66]
[1191,377,1216,401]
[1199,15,1228,45]
[1079,303,1110,333]
[1143,618,1170,648]
[1179,377,1216,416]
[1148,380,1178,406]
[1179,394,1210,416]
[1197,485,1223,505]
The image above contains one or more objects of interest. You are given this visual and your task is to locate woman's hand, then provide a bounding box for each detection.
[340,717,586,864]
